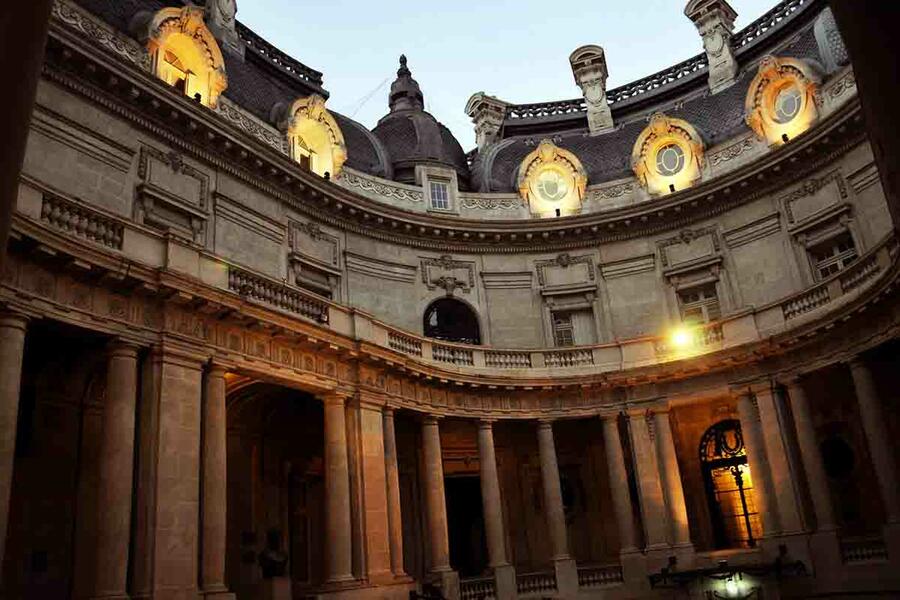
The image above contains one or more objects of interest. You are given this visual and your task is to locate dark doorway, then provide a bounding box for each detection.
[445,476,489,577]
[424,298,481,345]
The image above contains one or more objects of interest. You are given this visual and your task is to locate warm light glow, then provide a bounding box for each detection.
[517,140,587,217]
[632,113,704,197]
[746,55,820,147]
[670,326,695,350]
[145,7,228,108]
[283,95,347,179]
[724,578,739,597]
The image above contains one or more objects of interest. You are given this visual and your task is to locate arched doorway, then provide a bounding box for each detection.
[423,298,481,345]
[699,420,763,549]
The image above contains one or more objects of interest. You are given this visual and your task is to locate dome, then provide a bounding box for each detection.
[373,56,471,188]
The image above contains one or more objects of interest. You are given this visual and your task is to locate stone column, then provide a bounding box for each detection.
[478,421,516,600]
[735,391,779,536]
[848,358,900,523]
[201,364,232,597]
[537,420,578,599]
[383,407,406,577]
[570,45,614,134]
[753,383,804,534]
[323,391,354,583]
[356,397,392,581]
[600,414,638,553]
[421,415,458,599]
[0,311,27,571]
[627,410,669,549]
[653,410,692,548]
[91,341,140,598]
[783,377,836,531]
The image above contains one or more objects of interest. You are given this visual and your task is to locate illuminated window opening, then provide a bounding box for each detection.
[292,137,316,172]
[551,309,595,347]
[700,420,763,549]
[429,181,450,210]
[810,232,858,280]
[678,283,721,325]
[283,95,347,179]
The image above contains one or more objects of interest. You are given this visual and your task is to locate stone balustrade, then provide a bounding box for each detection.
[840,536,889,564]
[41,194,123,250]
[227,266,329,323]
[516,571,557,596]
[460,576,497,600]
[577,564,624,588]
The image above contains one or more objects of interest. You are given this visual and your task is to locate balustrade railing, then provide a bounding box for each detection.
[544,348,595,368]
[460,576,496,600]
[840,536,888,564]
[236,23,323,86]
[782,285,830,320]
[228,267,329,323]
[504,0,813,120]
[655,323,724,357]
[388,331,422,357]
[840,255,880,293]
[433,344,475,366]
[485,351,532,369]
[41,194,123,250]
[516,571,557,596]
[577,564,624,588]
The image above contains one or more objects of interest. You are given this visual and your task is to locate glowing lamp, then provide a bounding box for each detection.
[669,327,695,350]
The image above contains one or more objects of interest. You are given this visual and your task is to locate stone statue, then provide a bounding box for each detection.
[206,0,243,57]
[257,528,288,579]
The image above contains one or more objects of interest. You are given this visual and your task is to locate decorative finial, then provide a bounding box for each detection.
[398,54,410,77]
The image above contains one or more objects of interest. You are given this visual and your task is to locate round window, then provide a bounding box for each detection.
[536,170,569,202]
[774,85,803,124]
[656,144,685,176]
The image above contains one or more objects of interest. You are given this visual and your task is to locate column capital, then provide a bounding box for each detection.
[537,418,555,429]
[107,339,140,359]
[321,389,353,406]
[382,405,395,418]
[0,309,29,331]
[478,418,496,430]
[422,413,444,426]
[845,355,869,372]
[598,409,622,422]
[205,360,229,378]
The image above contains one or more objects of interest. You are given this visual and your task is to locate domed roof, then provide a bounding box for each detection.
[373,56,470,188]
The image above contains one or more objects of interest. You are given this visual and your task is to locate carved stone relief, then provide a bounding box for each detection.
[420,255,475,295]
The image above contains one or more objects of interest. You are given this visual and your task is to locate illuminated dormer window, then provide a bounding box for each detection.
[517,140,587,218]
[280,95,347,179]
[142,7,228,108]
[746,56,820,146]
[632,113,705,197]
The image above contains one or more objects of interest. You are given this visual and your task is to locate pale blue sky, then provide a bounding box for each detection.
[237,0,776,150]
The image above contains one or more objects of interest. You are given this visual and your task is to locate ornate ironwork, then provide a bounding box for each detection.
[236,22,324,88]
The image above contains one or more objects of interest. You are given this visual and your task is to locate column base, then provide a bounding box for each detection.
[552,557,578,600]
[807,528,842,587]
[431,569,459,600]
[884,521,900,570]
[259,577,291,600]
[619,550,650,594]
[493,563,517,600]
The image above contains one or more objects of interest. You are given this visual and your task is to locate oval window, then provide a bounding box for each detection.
[774,85,802,124]
[656,144,685,176]
[537,170,569,202]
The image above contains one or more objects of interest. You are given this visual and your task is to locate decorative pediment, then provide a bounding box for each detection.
[421,255,475,295]
[631,113,705,197]
[517,140,588,218]
[278,95,347,178]
[746,56,821,146]
[138,6,228,107]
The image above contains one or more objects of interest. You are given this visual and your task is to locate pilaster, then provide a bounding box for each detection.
[0,311,28,573]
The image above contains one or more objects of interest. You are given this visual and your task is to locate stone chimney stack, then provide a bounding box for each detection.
[685,0,739,93]
[465,92,509,150]
[569,45,614,135]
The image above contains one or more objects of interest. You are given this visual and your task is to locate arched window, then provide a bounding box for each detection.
[141,7,228,108]
[632,113,705,197]
[423,298,481,345]
[279,95,347,179]
[699,420,763,549]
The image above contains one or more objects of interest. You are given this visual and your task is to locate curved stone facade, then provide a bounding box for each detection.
[1,0,899,599]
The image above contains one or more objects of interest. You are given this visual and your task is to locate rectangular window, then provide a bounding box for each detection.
[678,283,721,325]
[809,231,858,280]
[429,181,450,210]
[551,309,596,346]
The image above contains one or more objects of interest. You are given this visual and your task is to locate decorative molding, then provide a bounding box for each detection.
[481,272,533,290]
[215,194,285,244]
[345,252,417,283]
[848,163,880,195]
[288,219,339,267]
[723,213,782,248]
[41,194,124,250]
[460,195,521,210]
[780,170,848,225]
[216,97,286,154]
[31,104,135,173]
[51,0,150,70]
[336,170,424,203]
[421,255,476,294]
[535,253,595,287]
[709,136,755,167]
[136,145,210,243]
[658,227,721,268]
[826,70,856,101]
[599,255,656,279]
[586,181,637,202]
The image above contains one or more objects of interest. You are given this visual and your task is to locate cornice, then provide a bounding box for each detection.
[42,14,867,256]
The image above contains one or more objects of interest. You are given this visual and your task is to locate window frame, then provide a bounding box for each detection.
[428,179,452,212]
[677,282,722,325]
[808,231,859,281]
